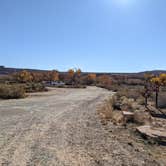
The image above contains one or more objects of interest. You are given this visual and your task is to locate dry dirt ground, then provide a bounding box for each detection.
[0,87,165,166]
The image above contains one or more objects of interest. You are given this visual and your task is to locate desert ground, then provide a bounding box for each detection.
[0,87,165,166]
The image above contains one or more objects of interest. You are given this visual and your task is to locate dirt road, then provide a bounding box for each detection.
[0,87,111,165]
[0,87,165,166]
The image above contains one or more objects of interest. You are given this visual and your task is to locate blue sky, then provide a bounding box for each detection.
[0,0,166,72]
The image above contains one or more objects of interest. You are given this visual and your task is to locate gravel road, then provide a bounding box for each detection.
[0,87,165,166]
[0,87,112,165]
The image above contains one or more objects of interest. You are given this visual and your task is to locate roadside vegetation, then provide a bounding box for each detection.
[1,67,166,117]
[0,84,26,99]
[97,73,166,145]
[0,68,166,163]
[0,68,112,99]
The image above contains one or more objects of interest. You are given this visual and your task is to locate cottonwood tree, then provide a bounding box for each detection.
[42,72,50,81]
[97,75,112,86]
[31,72,44,83]
[80,73,96,85]
[142,74,153,108]
[87,74,97,85]
[159,74,166,86]
[150,74,166,109]
[75,69,82,85]
[49,70,59,81]
[14,70,33,83]
[66,68,82,85]
[67,69,75,84]
[151,76,162,108]
[76,69,81,76]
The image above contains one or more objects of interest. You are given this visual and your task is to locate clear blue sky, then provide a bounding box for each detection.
[0,0,166,72]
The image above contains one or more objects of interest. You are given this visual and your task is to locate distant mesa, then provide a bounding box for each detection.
[0,66,166,77]
[0,66,49,76]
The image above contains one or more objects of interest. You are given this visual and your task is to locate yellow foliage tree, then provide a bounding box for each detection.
[159,73,166,86]
[67,69,75,84]
[76,69,82,77]
[31,72,43,82]
[84,73,97,85]
[68,69,75,78]
[50,70,59,81]
[97,75,112,86]
[16,70,33,83]
[151,76,162,108]
[75,69,82,85]
[87,74,96,84]
[142,74,153,107]
[88,74,96,80]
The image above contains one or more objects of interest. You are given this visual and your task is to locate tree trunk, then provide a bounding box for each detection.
[145,97,148,108]
[155,90,159,109]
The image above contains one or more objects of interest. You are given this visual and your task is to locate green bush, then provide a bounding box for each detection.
[0,84,26,99]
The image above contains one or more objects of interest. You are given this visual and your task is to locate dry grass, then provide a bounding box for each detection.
[133,110,152,125]
[97,98,113,123]
[97,85,148,126]
[136,97,145,105]
[25,83,47,93]
[116,87,142,101]
[97,97,126,125]
[0,84,26,99]
[120,97,134,111]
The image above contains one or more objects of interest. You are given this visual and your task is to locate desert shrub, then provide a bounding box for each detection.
[110,93,135,112]
[81,74,96,85]
[98,97,127,125]
[0,84,26,99]
[96,75,113,90]
[116,87,142,101]
[99,83,120,92]
[133,110,152,125]
[128,89,142,101]
[158,93,166,109]
[13,70,33,83]
[109,85,119,92]
[25,83,47,93]
[97,97,126,125]
[120,97,134,111]
[124,78,144,86]
[97,98,114,124]
[136,97,146,105]
[111,111,125,125]
[110,95,122,111]
[116,89,128,99]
